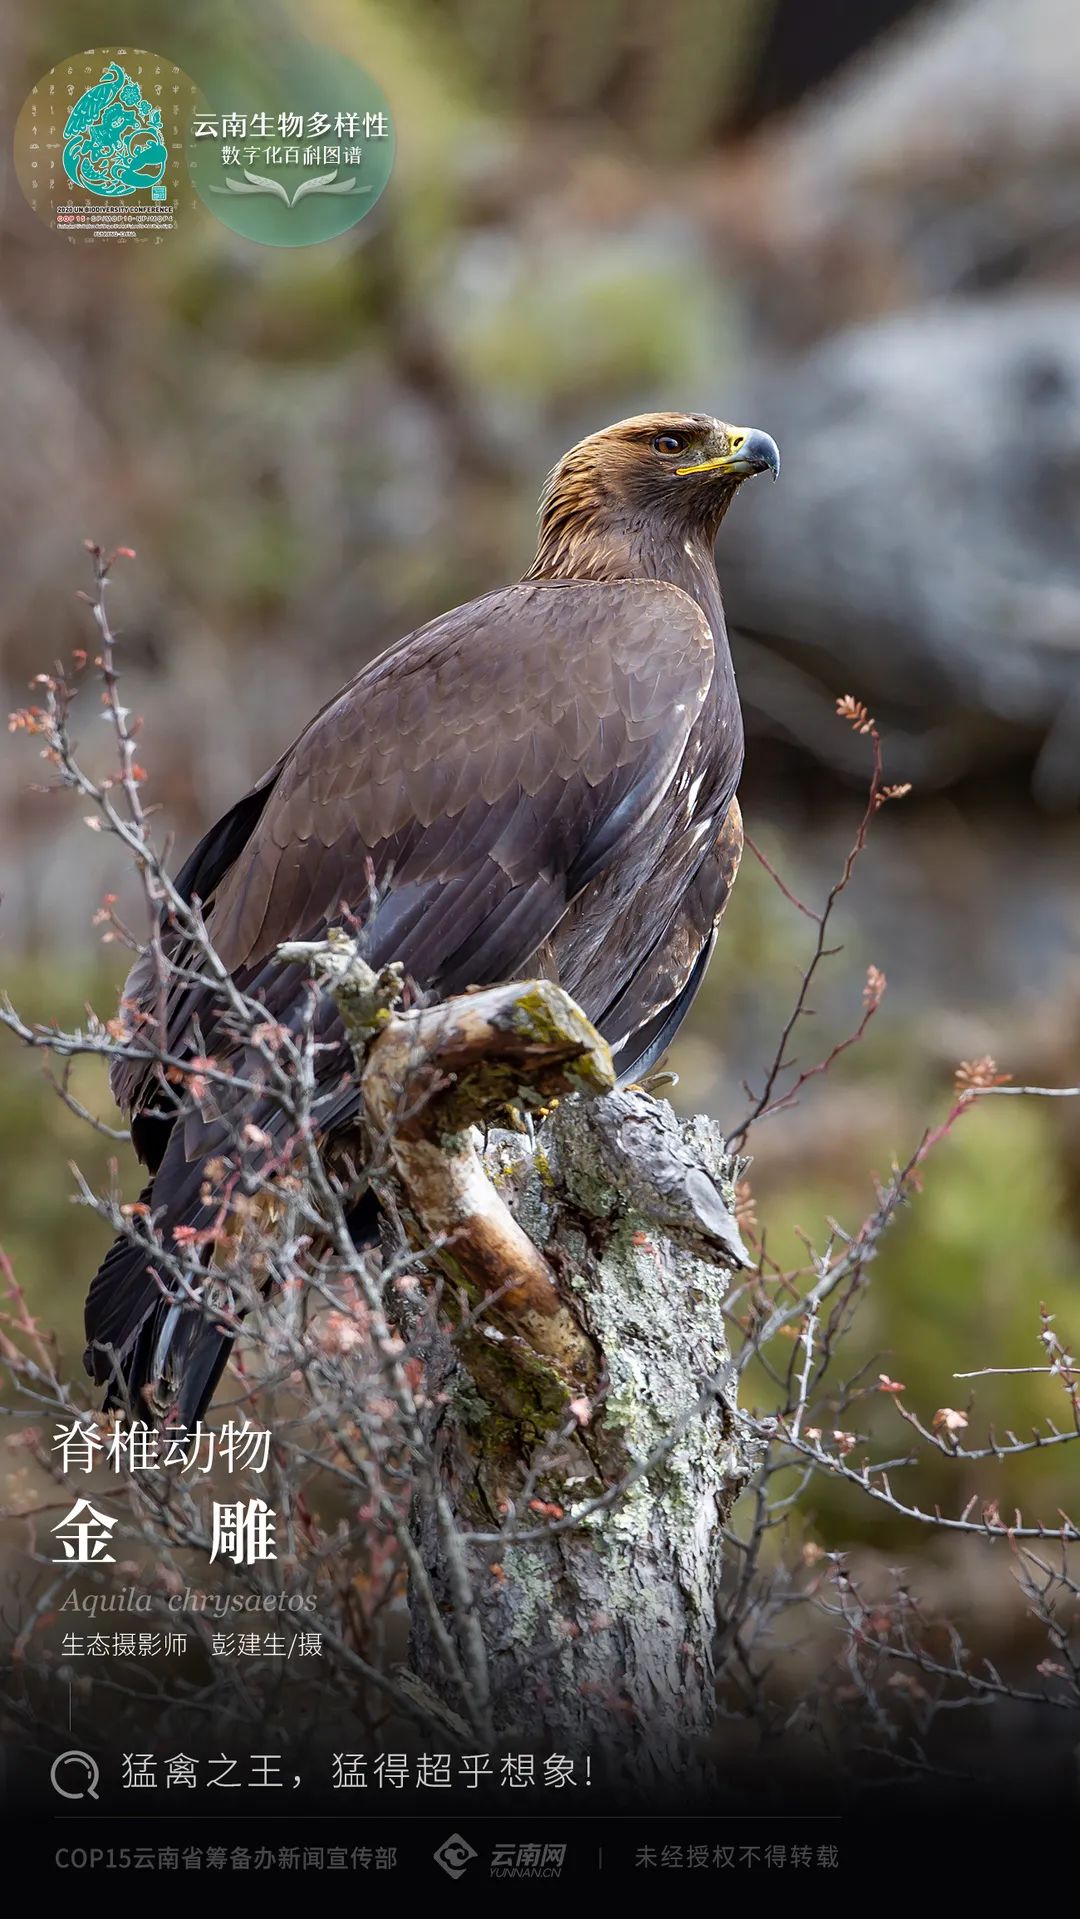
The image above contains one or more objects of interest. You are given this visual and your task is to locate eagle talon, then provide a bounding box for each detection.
[637,1069,679,1097]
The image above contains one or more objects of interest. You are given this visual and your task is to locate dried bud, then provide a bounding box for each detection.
[863,964,887,1010]
[954,1056,1012,1095]
[836,693,875,734]
[875,781,913,809]
[933,1407,968,1434]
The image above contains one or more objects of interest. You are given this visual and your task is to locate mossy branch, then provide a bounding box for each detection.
[280,930,615,1383]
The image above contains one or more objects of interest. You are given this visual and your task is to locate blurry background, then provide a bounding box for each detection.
[2,0,1080,1630]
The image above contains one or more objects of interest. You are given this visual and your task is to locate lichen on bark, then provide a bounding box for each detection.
[408,1089,759,1788]
[299,935,759,1790]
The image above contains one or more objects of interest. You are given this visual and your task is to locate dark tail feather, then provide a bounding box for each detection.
[84,1148,236,1426]
[86,1158,384,1426]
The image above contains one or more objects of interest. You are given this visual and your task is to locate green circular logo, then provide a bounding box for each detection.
[186,41,394,248]
[14,48,197,242]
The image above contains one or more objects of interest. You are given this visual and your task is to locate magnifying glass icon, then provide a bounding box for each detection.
[50,1749,100,1800]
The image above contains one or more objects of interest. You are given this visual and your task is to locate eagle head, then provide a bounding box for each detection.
[531,411,779,578]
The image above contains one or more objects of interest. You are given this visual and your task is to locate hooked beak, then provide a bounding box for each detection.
[676,425,780,482]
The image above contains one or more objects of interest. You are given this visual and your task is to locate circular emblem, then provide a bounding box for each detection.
[185,40,395,248]
[14,48,196,240]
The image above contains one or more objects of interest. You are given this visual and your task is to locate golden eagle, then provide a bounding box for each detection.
[86,411,779,1420]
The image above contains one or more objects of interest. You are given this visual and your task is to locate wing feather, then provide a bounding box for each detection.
[113,578,714,1134]
[206,580,712,987]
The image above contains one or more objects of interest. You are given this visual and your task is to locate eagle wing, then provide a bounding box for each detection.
[596,795,744,1082]
[209,580,712,977]
[115,577,716,1124]
[89,578,720,1415]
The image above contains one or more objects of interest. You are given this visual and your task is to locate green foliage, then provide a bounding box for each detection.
[0,961,126,1351]
[740,1091,1079,1544]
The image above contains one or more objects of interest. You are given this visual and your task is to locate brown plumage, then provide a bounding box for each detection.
[87,410,778,1420]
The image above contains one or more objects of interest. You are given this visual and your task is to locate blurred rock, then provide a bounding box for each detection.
[723,295,1080,798]
[706,0,1080,794]
[720,0,1080,341]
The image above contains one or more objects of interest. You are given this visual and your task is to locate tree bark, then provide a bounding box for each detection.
[300,932,758,1790]
[406,1090,757,1789]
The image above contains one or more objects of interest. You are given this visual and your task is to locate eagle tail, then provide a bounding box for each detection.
[85,1154,382,1427]
[84,1145,235,1427]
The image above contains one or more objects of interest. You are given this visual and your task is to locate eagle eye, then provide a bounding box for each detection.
[652,433,687,455]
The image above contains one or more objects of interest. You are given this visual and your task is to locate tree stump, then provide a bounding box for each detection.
[298,931,758,1789]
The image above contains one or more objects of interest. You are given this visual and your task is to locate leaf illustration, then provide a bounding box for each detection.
[208,170,291,202]
[290,172,373,204]
[241,169,290,204]
[208,167,376,208]
[287,170,339,203]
